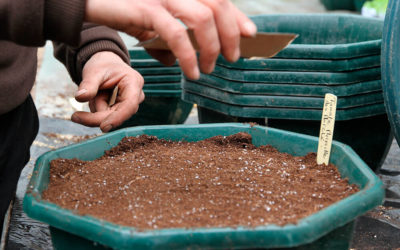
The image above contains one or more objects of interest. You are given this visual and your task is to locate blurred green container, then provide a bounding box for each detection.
[216,54,380,72]
[23,123,384,249]
[250,14,382,59]
[185,75,382,97]
[117,89,192,128]
[183,80,383,109]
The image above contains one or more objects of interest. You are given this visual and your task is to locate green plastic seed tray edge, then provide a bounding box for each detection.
[182,80,384,109]
[182,91,386,120]
[136,67,181,76]
[184,74,383,97]
[249,14,382,59]
[216,54,380,72]
[143,83,181,90]
[23,123,384,249]
[210,66,381,84]
[143,75,181,83]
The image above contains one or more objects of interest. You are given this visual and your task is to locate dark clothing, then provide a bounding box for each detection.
[0,95,39,234]
[0,0,131,236]
[0,0,130,114]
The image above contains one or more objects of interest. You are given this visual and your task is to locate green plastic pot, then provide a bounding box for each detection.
[249,14,382,59]
[182,80,383,109]
[197,108,392,172]
[23,123,384,249]
[185,75,383,97]
[182,90,386,121]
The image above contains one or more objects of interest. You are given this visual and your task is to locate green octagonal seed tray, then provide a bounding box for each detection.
[210,66,381,84]
[216,54,380,72]
[24,123,383,249]
[250,14,382,59]
[185,75,382,97]
[182,91,386,120]
[182,80,383,109]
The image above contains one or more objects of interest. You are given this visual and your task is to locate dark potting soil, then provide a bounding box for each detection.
[43,132,358,230]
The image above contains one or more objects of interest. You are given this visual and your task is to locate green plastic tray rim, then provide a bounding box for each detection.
[182,80,383,109]
[184,74,383,97]
[182,91,386,120]
[23,124,384,249]
[249,14,382,59]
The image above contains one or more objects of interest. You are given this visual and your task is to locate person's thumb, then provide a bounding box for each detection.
[75,74,103,102]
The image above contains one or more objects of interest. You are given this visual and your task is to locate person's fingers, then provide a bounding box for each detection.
[149,7,199,79]
[133,30,177,66]
[99,77,144,132]
[71,110,111,127]
[230,2,257,37]
[139,90,145,103]
[88,101,96,113]
[197,0,240,62]
[75,69,106,103]
[165,0,220,73]
[72,75,144,132]
[93,91,110,112]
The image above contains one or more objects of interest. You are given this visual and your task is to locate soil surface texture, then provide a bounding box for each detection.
[43,133,358,230]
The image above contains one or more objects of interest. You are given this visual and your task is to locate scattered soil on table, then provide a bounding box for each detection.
[43,133,358,230]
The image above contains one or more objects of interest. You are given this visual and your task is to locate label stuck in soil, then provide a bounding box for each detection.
[43,132,357,230]
[317,93,337,165]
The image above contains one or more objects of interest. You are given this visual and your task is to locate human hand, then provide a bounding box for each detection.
[71,51,145,132]
[85,0,257,79]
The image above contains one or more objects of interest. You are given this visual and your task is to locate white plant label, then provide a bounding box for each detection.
[317,94,337,165]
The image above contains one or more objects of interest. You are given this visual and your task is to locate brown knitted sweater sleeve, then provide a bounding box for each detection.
[53,23,130,84]
[0,0,85,46]
[0,0,130,84]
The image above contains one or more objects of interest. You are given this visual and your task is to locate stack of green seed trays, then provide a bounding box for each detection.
[182,14,392,171]
[116,49,192,128]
